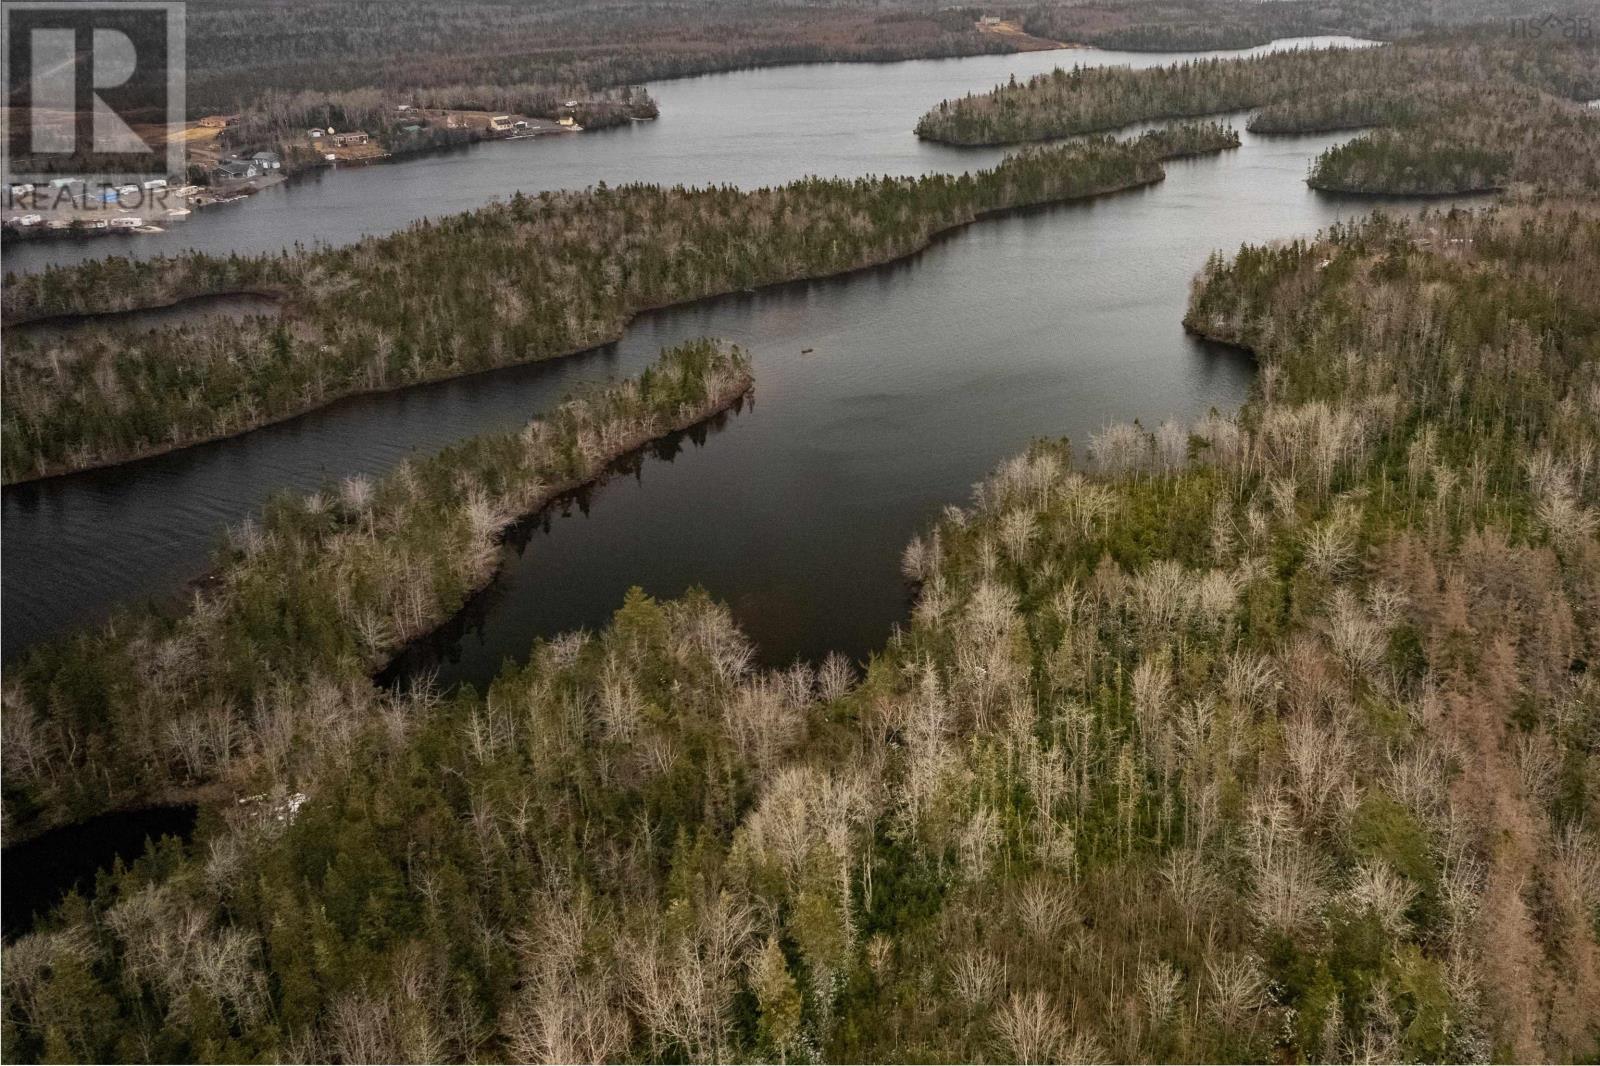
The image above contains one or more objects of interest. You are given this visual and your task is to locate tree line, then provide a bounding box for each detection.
[178,1,1014,116]
[1020,0,1597,52]
[0,123,1238,483]
[915,32,1600,195]
[4,191,1597,1060]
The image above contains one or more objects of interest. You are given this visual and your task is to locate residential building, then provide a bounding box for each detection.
[215,159,260,181]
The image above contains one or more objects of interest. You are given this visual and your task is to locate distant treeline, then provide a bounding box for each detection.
[0,123,1238,483]
[915,33,1600,195]
[1023,0,1597,51]
[179,1,1015,116]
[1,339,752,841]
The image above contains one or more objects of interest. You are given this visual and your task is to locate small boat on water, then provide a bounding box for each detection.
[801,347,814,354]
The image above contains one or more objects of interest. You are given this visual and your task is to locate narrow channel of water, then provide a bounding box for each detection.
[7,292,281,340]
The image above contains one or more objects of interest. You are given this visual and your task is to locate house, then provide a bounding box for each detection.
[110,216,143,228]
[488,115,515,132]
[198,114,238,128]
[558,115,579,128]
[307,128,324,139]
[215,159,259,181]
[251,151,282,170]
[980,15,1002,26]
[329,130,369,147]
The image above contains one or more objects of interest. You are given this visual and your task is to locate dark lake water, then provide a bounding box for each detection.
[1,805,197,939]
[3,36,1460,688]
[7,292,281,339]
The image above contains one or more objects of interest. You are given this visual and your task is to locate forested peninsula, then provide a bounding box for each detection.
[915,34,1600,197]
[0,123,1237,484]
[5,198,1597,1063]
[2,340,751,843]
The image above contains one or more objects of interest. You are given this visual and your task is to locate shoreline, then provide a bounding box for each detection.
[3,288,289,331]
[917,104,1264,148]
[1304,178,1506,198]
[372,381,752,687]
